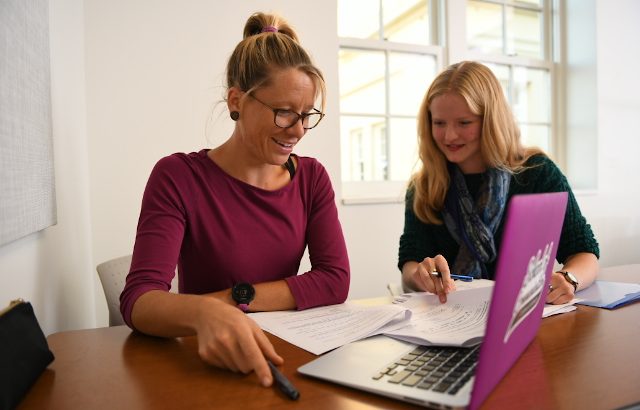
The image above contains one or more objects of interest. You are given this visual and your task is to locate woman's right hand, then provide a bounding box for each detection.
[403,255,456,303]
[194,297,283,387]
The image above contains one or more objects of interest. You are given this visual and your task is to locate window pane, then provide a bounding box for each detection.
[338,0,380,39]
[520,124,549,152]
[483,62,510,101]
[388,118,420,181]
[512,66,549,123]
[340,116,389,181]
[467,0,503,54]
[382,0,430,45]
[339,49,386,114]
[506,7,542,58]
[514,0,541,6]
[389,53,436,116]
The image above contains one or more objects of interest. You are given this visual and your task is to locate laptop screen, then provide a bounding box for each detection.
[470,192,567,409]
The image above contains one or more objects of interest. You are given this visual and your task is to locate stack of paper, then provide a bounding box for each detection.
[250,277,596,355]
[250,287,493,355]
[249,303,411,355]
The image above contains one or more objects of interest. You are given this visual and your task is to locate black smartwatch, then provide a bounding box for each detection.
[231,283,255,312]
[558,271,579,293]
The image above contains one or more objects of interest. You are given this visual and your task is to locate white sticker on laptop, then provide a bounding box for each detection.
[505,242,553,342]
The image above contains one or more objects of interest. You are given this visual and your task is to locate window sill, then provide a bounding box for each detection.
[341,196,404,206]
[340,189,599,206]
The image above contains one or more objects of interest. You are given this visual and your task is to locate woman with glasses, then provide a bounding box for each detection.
[120,12,349,387]
[398,61,599,305]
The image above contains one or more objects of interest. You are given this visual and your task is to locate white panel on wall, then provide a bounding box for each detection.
[0,0,57,245]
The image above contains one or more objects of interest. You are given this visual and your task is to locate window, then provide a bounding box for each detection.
[465,0,553,153]
[467,0,544,58]
[338,0,557,203]
[338,0,440,202]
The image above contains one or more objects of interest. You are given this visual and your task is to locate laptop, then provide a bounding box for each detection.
[298,192,568,409]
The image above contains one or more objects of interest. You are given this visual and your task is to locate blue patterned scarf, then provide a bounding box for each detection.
[442,164,511,279]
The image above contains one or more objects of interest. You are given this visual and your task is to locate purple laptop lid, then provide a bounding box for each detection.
[469,192,568,410]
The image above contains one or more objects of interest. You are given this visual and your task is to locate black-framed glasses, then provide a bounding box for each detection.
[249,94,325,130]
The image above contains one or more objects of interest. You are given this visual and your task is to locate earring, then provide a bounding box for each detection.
[230,111,240,121]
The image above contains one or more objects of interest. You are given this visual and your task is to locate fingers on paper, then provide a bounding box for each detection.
[416,255,453,303]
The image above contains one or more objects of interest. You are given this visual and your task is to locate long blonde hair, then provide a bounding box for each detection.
[226,12,326,110]
[412,61,544,224]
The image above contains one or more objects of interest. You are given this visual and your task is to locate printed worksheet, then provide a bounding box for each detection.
[385,286,491,346]
[249,303,411,355]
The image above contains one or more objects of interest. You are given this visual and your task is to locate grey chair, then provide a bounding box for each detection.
[96,254,178,326]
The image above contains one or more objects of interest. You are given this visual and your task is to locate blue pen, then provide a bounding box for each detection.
[431,271,474,282]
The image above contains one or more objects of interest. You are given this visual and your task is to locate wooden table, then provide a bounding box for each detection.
[18,266,640,409]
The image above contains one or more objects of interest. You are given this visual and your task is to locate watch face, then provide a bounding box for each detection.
[564,271,578,284]
[232,283,255,304]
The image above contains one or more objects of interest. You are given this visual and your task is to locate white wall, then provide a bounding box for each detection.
[0,0,95,335]
[583,0,640,266]
[1,0,639,334]
[564,0,598,190]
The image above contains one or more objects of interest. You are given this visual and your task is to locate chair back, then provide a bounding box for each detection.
[96,254,178,326]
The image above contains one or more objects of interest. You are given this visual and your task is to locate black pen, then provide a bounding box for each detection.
[267,360,300,400]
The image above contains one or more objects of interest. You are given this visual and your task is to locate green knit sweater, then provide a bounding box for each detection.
[397,155,599,279]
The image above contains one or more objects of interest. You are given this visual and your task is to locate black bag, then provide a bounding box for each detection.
[0,300,54,410]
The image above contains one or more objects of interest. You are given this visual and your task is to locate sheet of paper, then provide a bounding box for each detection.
[249,303,411,355]
[542,301,579,317]
[385,286,492,347]
[453,278,495,291]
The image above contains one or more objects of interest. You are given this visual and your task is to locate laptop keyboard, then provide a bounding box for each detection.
[372,345,480,395]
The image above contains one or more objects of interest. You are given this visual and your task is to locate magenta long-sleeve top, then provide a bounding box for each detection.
[120,150,350,328]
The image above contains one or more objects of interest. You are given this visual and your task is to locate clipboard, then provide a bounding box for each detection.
[575,280,640,309]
